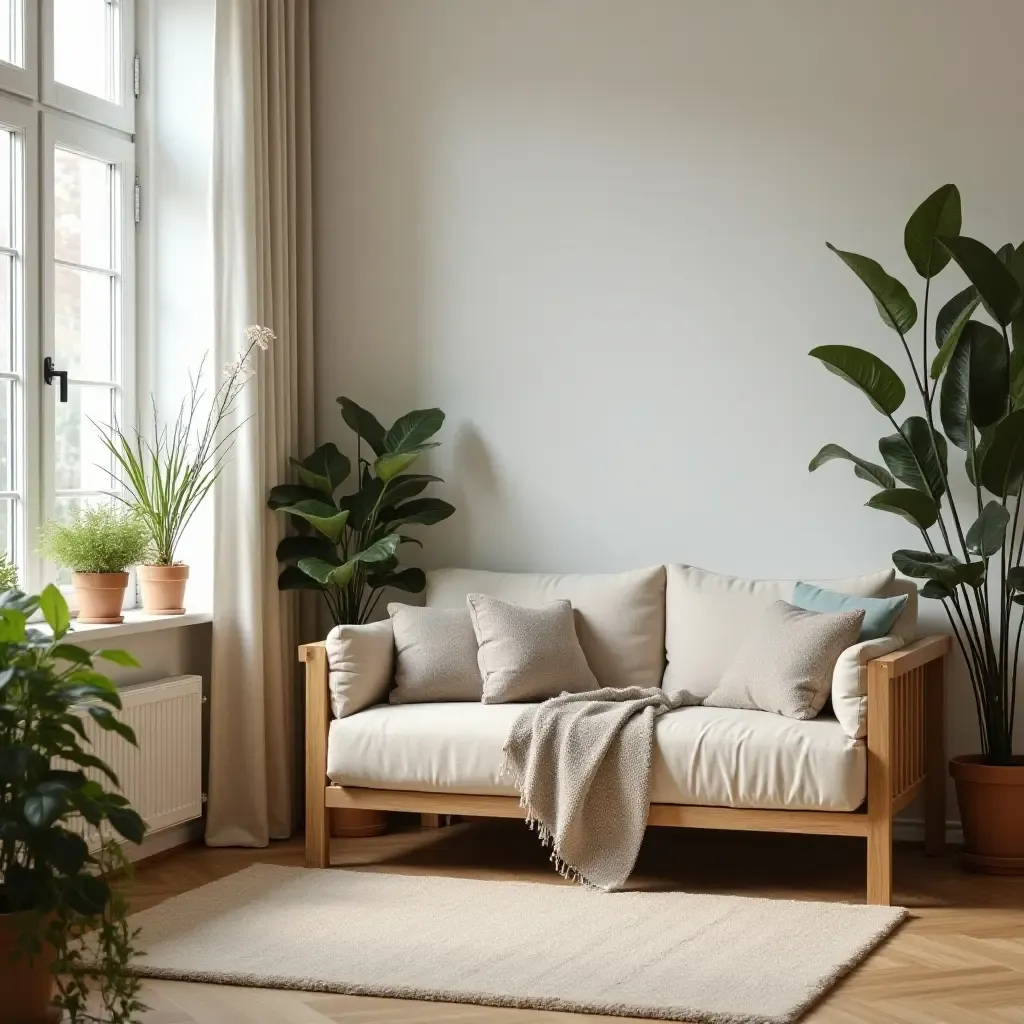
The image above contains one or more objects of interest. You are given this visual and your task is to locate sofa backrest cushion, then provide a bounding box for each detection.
[425,565,666,690]
[662,565,896,698]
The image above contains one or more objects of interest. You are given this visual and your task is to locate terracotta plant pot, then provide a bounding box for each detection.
[950,755,1024,874]
[0,912,58,1023]
[72,572,130,625]
[329,808,388,837]
[138,564,189,615]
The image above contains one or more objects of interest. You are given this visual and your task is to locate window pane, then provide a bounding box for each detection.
[55,385,114,491]
[0,253,10,374]
[0,498,10,563]
[0,379,9,492]
[0,130,12,251]
[55,265,113,381]
[55,147,111,269]
[54,0,116,103]
[0,0,17,69]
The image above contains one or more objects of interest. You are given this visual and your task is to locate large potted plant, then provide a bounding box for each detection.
[38,506,150,624]
[269,398,455,624]
[270,399,455,838]
[0,586,146,1023]
[96,325,271,615]
[809,183,1024,872]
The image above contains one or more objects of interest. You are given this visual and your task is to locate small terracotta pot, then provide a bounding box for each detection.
[950,755,1024,874]
[0,911,59,1023]
[138,564,189,615]
[72,572,130,625]
[329,808,388,837]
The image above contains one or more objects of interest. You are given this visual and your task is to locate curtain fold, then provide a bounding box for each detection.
[206,0,315,847]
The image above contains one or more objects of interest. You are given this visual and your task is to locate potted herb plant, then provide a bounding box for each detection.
[0,586,146,1023]
[268,398,455,624]
[809,183,1024,872]
[38,506,150,624]
[0,553,17,592]
[96,325,271,615]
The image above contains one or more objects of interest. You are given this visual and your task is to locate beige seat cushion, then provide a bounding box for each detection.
[326,703,866,812]
[425,566,665,690]
[663,565,896,699]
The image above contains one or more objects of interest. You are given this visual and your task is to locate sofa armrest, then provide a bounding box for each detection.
[832,635,906,739]
[867,634,951,674]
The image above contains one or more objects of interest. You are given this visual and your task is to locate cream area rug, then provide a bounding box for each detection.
[127,864,905,1024]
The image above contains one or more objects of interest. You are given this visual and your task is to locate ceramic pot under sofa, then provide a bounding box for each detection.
[0,911,58,1023]
[329,808,388,838]
[138,564,189,615]
[72,572,130,624]
[950,755,1024,874]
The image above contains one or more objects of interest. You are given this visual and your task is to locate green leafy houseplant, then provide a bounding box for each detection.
[0,586,146,1023]
[38,506,150,576]
[269,398,455,624]
[0,552,17,592]
[809,184,1024,768]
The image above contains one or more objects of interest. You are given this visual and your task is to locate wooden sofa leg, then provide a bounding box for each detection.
[923,657,946,856]
[866,817,892,906]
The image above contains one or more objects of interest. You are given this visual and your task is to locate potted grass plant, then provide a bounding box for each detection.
[38,506,150,624]
[809,183,1024,872]
[96,326,271,614]
[0,585,146,1023]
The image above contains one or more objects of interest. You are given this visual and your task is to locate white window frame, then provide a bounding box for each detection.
[41,0,135,134]
[41,111,136,599]
[0,92,38,588]
[0,0,38,99]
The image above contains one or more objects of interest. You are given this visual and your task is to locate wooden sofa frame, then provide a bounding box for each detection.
[300,634,950,905]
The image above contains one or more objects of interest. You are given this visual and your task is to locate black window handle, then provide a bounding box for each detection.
[44,357,68,403]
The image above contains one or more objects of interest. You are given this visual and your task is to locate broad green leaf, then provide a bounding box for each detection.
[297,557,355,588]
[51,643,92,665]
[808,444,895,489]
[930,286,979,380]
[966,501,1010,557]
[267,483,324,511]
[381,474,443,505]
[920,580,953,600]
[374,444,439,482]
[892,549,985,588]
[24,791,65,829]
[277,566,324,591]
[979,407,1024,496]
[826,243,918,333]
[809,345,905,415]
[338,397,387,455]
[45,831,89,875]
[87,706,137,745]
[39,583,70,636]
[0,607,26,644]
[94,649,140,668]
[351,533,401,564]
[878,417,947,500]
[904,184,961,278]
[1010,242,1024,362]
[383,497,456,528]
[398,534,423,548]
[865,488,938,530]
[1006,567,1024,591]
[939,235,1023,327]
[66,874,110,916]
[275,535,338,564]
[279,500,350,543]
[366,567,426,593]
[290,443,351,495]
[384,408,445,453]
[940,321,1009,449]
[339,476,384,529]
[107,806,146,845]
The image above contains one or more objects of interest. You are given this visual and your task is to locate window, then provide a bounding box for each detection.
[0,1,136,593]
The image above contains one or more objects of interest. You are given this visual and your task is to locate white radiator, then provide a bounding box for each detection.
[59,675,204,846]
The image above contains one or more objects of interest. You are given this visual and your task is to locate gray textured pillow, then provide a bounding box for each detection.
[467,593,599,704]
[704,600,864,720]
[388,604,482,703]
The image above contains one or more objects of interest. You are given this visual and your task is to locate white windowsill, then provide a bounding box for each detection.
[63,610,213,644]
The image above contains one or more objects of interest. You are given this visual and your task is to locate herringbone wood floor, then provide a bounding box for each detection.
[124,820,1024,1023]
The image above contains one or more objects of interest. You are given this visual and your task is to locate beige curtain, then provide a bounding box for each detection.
[205,0,315,846]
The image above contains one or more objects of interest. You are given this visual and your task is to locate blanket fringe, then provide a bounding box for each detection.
[500,748,599,890]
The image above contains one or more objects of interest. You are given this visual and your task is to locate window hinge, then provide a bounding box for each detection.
[134,179,140,224]
[134,53,140,97]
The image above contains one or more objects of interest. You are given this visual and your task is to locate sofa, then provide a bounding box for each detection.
[300,564,949,905]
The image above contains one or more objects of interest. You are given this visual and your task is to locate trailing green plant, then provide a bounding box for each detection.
[809,183,1024,766]
[269,399,455,624]
[0,586,147,1022]
[39,506,150,575]
[95,325,272,566]
[0,552,17,591]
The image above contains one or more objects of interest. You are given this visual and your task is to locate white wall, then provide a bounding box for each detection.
[310,0,1024,799]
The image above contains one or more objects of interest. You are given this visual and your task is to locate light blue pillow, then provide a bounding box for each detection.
[791,582,907,642]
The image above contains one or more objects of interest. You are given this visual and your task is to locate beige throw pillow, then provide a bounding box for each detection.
[467,593,599,704]
[704,600,864,720]
[325,620,394,719]
[388,604,482,703]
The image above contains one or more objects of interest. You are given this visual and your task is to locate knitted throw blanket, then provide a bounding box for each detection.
[501,686,699,891]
